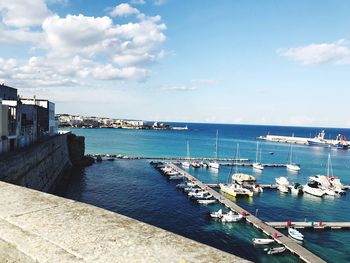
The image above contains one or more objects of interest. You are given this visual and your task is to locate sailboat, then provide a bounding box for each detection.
[182,141,190,168]
[209,130,220,169]
[252,141,264,170]
[219,144,254,197]
[286,144,300,171]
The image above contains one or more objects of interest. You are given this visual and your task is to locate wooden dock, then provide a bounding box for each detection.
[267,221,350,230]
[167,163,326,263]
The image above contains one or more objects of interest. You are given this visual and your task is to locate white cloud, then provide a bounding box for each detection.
[190,79,218,86]
[0,0,52,27]
[161,85,197,91]
[154,0,166,5]
[278,39,350,65]
[109,3,140,17]
[0,1,167,88]
[130,0,146,5]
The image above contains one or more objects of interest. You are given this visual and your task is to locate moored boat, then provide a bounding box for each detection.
[265,246,286,255]
[221,211,243,223]
[288,227,304,241]
[210,209,223,218]
[197,199,216,205]
[252,238,275,245]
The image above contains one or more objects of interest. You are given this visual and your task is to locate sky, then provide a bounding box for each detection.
[0,0,350,127]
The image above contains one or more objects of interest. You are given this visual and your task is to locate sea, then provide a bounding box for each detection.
[56,123,350,263]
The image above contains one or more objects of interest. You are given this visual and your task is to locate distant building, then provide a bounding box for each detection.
[0,84,17,100]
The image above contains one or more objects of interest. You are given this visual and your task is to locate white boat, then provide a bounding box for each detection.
[187,190,206,197]
[221,211,243,223]
[210,209,223,218]
[169,174,184,180]
[191,161,201,168]
[276,177,289,193]
[286,144,301,171]
[232,173,257,184]
[290,183,302,195]
[209,130,220,169]
[197,199,216,205]
[288,227,304,241]
[266,246,286,255]
[303,180,325,197]
[182,161,190,168]
[307,154,346,196]
[252,141,264,170]
[176,182,196,188]
[252,238,275,245]
[252,184,264,193]
[219,183,253,197]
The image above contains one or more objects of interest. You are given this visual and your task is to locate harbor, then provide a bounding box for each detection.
[155,162,326,263]
[267,222,350,230]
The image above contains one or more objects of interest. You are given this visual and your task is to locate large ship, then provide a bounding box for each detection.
[307,130,330,147]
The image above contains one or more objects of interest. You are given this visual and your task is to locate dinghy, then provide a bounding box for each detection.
[252,238,275,245]
[288,227,304,241]
[197,199,216,205]
[210,209,223,218]
[265,246,286,255]
[221,211,243,223]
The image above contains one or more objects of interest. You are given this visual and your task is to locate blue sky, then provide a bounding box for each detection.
[1,1,350,127]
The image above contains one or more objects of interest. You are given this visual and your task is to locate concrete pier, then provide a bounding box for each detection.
[0,181,249,263]
[267,221,350,230]
[167,164,327,263]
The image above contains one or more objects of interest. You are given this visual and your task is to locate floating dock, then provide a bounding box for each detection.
[166,163,326,263]
[267,222,350,230]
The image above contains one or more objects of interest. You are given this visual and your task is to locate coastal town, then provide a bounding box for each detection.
[56,114,189,130]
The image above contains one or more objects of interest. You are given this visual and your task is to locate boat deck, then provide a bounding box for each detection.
[167,163,326,263]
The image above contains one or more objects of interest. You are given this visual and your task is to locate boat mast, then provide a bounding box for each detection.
[186,141,190,160]
[255,141,259,163]
[214,129,219,160]
[235,143,240,174]
[327,153,333,176]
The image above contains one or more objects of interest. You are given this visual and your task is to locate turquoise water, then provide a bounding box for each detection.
[58,124,350,262]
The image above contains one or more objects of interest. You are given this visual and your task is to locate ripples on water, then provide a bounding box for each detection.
[57,124,350,262]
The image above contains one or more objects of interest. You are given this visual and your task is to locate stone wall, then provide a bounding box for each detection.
[0,134,72,192]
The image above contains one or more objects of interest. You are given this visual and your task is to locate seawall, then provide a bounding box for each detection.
[0,133,91,192]
[0,181,249,262]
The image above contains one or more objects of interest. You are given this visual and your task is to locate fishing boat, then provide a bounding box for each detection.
[332,134,348,150]
[252,141,264,170]
[307,130,331,147]
[252,238,275,245]
[221,211,243,223]
[288,227,304,241]
[210,209,223,218]
[209,130,220,169]
[276,177,289,193]
[286,144,300,171]
[182,141,190,168]
[265,247,286,255]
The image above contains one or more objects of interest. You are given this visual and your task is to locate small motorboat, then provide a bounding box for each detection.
[265,246,286,255]
[269,152,274,155]
[290,183,303,195]
[288,227,304,241]
[221,211,243,223]
[252,238,275,245]
[176,182,196,188]
[191,161,201,168]
[197,199,216,205]
[169,174,184,180]
[210,209,223,218]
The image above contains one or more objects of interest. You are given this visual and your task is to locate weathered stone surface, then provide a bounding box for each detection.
[0,181,250,263]
[67,134,94,167]
[0,135,72,192]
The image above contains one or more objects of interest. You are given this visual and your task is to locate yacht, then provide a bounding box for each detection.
[303,179,325,197]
